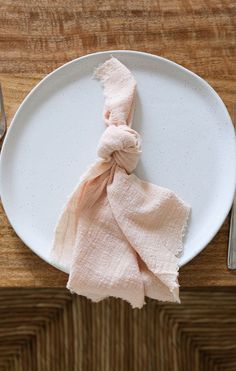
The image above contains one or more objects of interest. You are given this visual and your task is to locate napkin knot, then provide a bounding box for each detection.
[51,57,191,309]
[97,124,141,173]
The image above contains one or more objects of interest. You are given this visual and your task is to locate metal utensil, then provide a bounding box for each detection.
[228,193,236,269]
[227,103,236,269]
[0,84,7,144]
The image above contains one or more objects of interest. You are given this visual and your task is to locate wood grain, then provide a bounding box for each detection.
[0,0,235,288]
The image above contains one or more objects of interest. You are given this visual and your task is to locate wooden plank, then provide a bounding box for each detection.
[0,0,235,287]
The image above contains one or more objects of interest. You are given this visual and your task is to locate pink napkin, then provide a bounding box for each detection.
[51,57,190,308]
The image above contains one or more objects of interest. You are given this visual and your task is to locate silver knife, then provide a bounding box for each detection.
[228,193,236,269]
[227,102,236,269]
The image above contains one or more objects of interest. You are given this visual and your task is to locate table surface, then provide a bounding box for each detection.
[0,0,235,288]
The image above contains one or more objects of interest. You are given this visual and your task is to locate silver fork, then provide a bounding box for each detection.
[0,84,7,144]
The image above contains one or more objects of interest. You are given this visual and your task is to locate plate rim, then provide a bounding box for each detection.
[0,49,235,270]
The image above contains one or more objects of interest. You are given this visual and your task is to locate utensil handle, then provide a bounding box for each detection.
[0,83,7,143]
[228,194,236,269]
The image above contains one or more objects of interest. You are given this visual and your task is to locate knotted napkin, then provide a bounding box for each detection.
[51,57,190,308]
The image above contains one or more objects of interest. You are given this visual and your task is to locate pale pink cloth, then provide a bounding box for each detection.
[51,57,190,308]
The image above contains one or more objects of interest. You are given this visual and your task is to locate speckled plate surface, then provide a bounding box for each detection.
[0,50,235,270]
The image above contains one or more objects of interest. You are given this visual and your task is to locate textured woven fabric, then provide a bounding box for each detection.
[51,57,190,308]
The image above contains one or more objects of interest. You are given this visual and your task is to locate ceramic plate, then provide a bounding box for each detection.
[0,50,235,270]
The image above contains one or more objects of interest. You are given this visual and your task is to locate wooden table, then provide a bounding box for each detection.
[0,0,235,288]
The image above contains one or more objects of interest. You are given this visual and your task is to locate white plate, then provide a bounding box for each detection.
[0,51,235,270]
